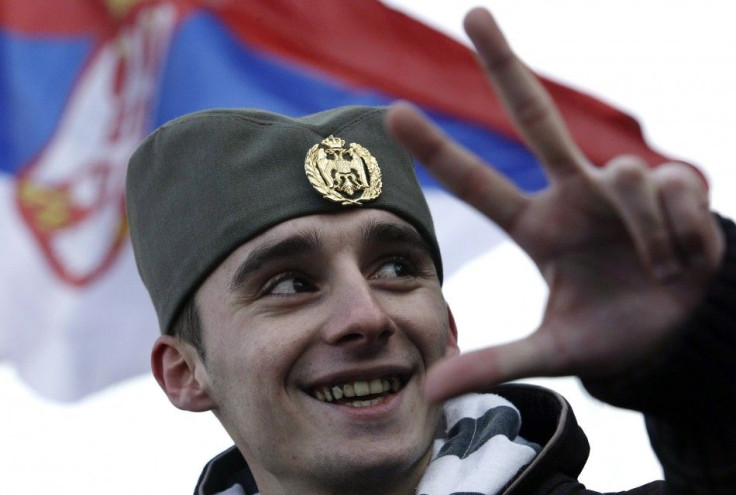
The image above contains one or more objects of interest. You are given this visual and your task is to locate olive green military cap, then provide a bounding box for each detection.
[126,106,442,333]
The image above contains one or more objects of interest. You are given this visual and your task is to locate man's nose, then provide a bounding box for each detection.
[320,276,395,348]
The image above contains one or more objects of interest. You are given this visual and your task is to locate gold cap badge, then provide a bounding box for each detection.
[305,136,382,205]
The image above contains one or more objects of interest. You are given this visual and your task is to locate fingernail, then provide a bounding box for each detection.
[653,259,682,282]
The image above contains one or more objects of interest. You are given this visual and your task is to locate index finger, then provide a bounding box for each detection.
[464,8,587,179]
[387,102,529,233]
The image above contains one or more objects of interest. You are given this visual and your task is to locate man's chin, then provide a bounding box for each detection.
[311,440,435,491]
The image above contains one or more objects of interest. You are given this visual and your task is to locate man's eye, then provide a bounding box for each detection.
[373,260,412,279]
[267,274,313,295]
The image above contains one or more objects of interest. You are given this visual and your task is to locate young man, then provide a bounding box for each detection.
[126,8,735,495]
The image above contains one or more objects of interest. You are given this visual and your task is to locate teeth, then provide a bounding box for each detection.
[331,385,343,400]
[347,397,384,407]
[354,381,370,397]
[390,377,400,392]
[343,383,355,398]
[312,376,402,403]
[369,378,383,394]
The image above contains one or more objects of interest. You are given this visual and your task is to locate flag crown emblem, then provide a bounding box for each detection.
[304,135,382,205]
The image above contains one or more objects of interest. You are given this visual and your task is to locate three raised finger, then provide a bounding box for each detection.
[654,163,724,270]
[597,157,721,280]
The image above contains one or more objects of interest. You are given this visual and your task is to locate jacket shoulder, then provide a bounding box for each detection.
[494,384,664,495]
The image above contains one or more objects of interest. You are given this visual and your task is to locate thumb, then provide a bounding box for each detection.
[424,335,551,402]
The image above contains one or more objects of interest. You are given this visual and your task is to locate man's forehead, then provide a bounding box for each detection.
[217,209,419,274]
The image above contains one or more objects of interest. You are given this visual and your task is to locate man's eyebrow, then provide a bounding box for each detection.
[228,231,321,293]
[361,221,431,255]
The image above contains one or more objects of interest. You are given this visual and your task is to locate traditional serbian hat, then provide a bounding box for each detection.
[126,106,441,333]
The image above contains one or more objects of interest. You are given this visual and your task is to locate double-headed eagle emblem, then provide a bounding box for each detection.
[304,136,382,205]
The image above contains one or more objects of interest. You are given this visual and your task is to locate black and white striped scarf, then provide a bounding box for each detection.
[417,393,539,495]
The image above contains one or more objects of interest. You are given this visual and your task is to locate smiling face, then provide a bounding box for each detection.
[193,208,457,494]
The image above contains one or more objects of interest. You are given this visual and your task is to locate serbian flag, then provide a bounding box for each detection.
[0,0,672,401]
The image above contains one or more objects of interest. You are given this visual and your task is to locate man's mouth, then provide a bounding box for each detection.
[311,376,404,408]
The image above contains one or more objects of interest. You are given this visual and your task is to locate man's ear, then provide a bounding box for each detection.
[445,304,460,358]
[151,335,215,412]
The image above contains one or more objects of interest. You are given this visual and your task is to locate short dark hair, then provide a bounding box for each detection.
[168,295,206,362]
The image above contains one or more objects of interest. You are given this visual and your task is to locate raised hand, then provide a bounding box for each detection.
[386,8,725,402]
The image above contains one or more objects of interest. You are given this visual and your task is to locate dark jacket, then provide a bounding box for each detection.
[195,216,736,494]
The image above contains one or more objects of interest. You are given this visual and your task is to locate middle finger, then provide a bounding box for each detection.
[464,8,587,180]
